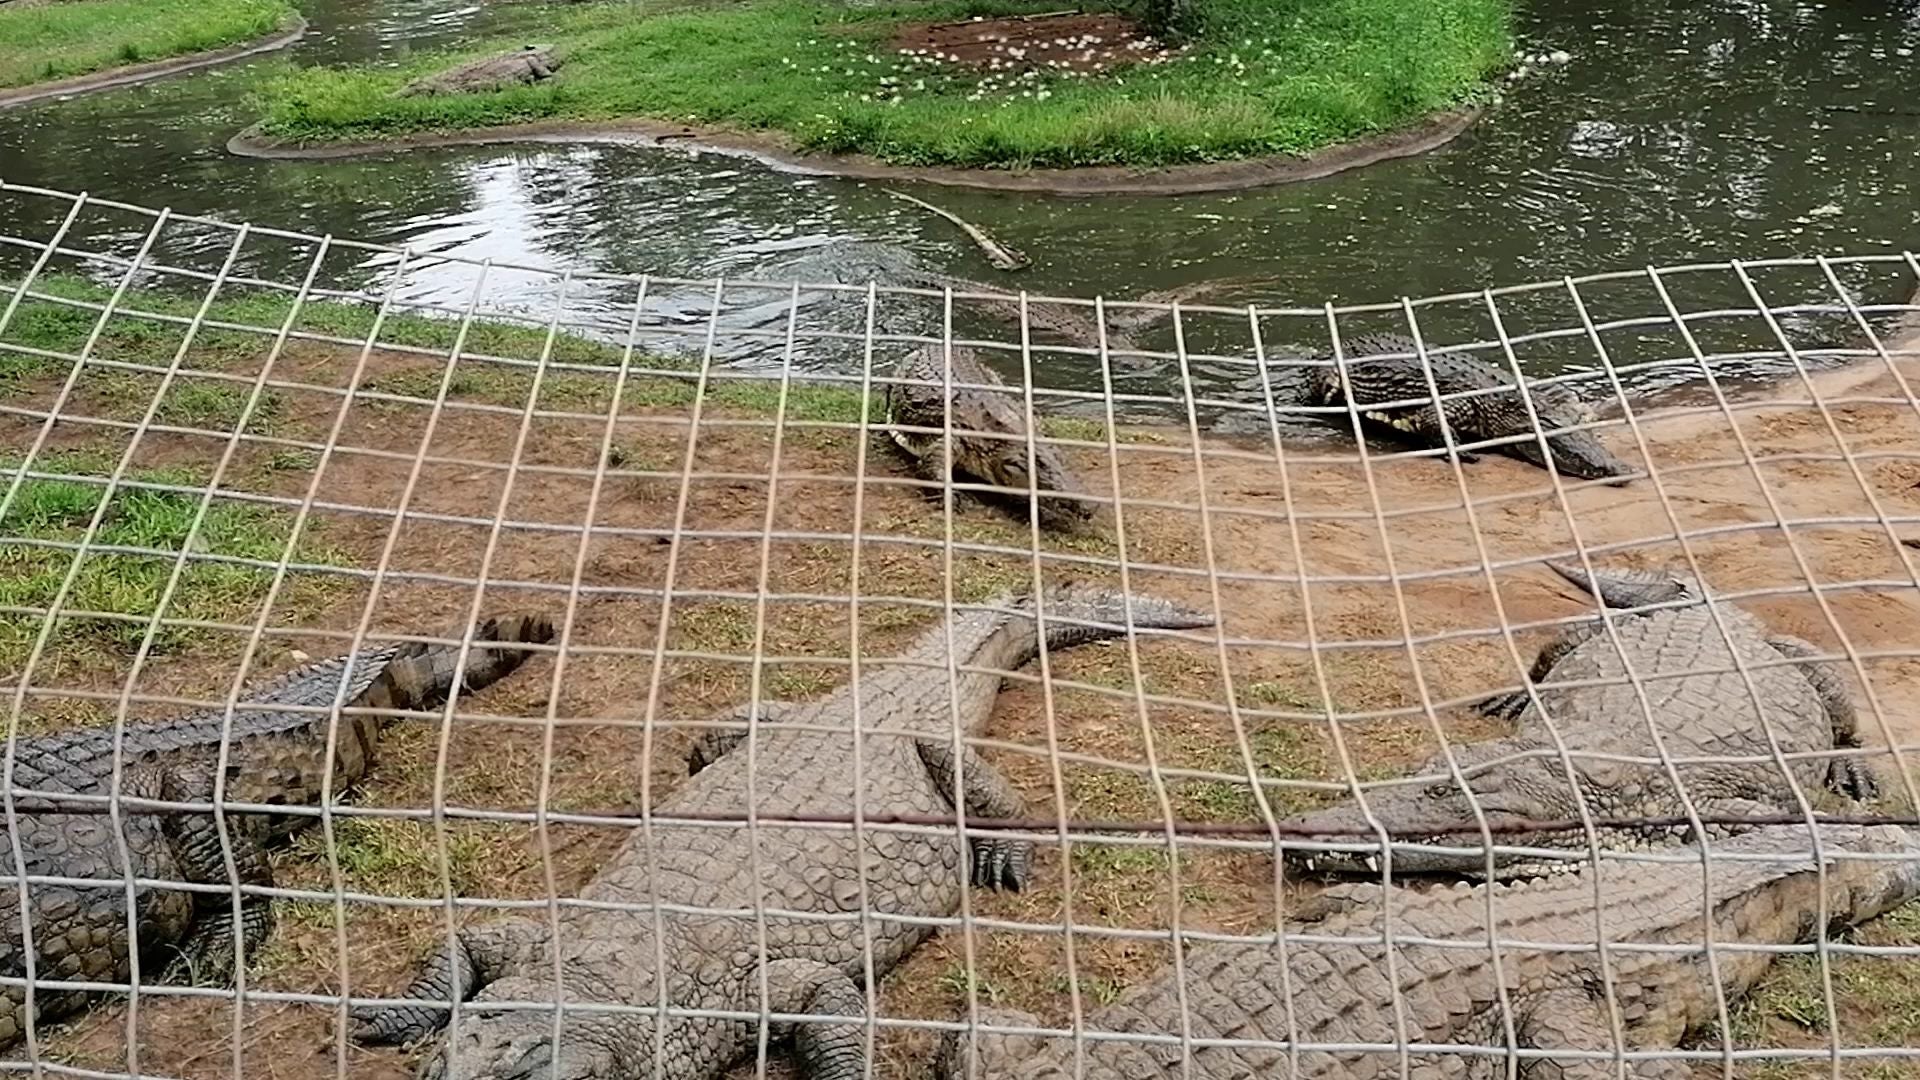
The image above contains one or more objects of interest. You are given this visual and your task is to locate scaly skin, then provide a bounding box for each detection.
[399,45,560,97]
[1301,333,1634,485]
[885,344,1097,534]
[938,822,1920,1079]
[1278,562,1879,880]
[349,586,1213,1080]
[0,613,555,1049]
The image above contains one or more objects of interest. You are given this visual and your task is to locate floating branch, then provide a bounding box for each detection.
[885,187,1031,271]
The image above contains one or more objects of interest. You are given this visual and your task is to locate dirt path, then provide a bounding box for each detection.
[7,306,1919,1078]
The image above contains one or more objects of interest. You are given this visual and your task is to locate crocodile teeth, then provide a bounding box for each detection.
[1362,855,1379,872]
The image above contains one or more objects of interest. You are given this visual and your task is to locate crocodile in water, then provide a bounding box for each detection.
[937,822,1920,1079]
[349,585,1213,1080]
[1275,561,1880,880]
[884,344,1097,533]
[0,612,555,1049]
[1299,333,1633,485]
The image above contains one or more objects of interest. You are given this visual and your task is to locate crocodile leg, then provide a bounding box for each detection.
[685,702,800,775]
[934,1007,1048,1080]
[1478,561,1692,723]
[1516,988,1691,1080]
[916,740,1031,891]
[762,957,867,1080]
[1477,621,1605,722]
[1767,635,1880,803]
[350,919,548,1046]
[153,763,277,988]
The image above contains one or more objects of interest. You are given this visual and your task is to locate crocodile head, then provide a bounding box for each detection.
[1496,385,1634,486]
[955,434,1098,533]
[1278,739,1681,881]
[420,1000,621,1080]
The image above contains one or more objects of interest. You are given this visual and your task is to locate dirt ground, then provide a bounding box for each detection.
[5,306,1920,1079]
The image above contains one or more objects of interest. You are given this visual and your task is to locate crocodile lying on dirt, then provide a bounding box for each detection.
[884,344,1098,533]
[0,612,554,1050]
[398,45,560,97]
[1276,560,1880,880]
[349,585,1213,1080]
[1298,333,1634,485]
[937,822,1920,1079]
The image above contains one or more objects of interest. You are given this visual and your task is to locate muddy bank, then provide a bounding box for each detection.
[0,14,307,110]
[224,106,1482,196]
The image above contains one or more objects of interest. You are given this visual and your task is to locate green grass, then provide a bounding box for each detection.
[0,0,294,91]
[2,276,1131,445]
[247,0,1512,169]
[0,449,340,673]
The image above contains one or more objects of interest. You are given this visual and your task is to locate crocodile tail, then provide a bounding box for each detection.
[369,612,558,714]
[1544,559,1695,609]
[1029,585,1214,652]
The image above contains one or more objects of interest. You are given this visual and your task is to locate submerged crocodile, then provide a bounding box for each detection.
[0,613,554,1049]
[350,586,1213,1080]
[1276,561,1879,881]
[938,822,1920,1079]
[884,344,1097,533]
[1299,333,1634,485]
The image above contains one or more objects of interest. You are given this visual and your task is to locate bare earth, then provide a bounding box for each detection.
[4,312,1920,1078]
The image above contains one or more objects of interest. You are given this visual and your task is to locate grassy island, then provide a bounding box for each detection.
[0,0,296,93]
[244,0,1511,171]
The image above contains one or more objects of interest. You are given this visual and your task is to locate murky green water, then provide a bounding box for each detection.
[2,0,1917,425]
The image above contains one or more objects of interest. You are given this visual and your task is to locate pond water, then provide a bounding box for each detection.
[1,0,1917,426]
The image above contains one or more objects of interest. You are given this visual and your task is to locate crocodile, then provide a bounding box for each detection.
[348,585,1214,1080]
[1275,561,1880,881]
[0,612,554,1049]
[937,821,1920,1079]
[398,45,560,97]
[1298,333,1634,485]
[884,344,1098,533]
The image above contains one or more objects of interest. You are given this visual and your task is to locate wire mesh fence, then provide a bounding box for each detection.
[0,177,1918,1080]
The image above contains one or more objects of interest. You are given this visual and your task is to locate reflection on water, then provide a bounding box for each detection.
[1,0,1916,422]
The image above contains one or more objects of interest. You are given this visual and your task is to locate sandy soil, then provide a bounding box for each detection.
[4,306,1920,1078]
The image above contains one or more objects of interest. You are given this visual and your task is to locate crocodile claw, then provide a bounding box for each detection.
[970,837,1030,892]
[1832,756,1882,803]
[1477,690,1532,722]
[348,1003,444,1048]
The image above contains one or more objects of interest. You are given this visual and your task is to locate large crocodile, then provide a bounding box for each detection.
[937,822,1920,1079]
[0,612,554,1049]
[349,585,1213,1080]
[884,344,1098,534]
[398,45,561,97]
[1276,561,1880,880]
[1299,333,1634,485]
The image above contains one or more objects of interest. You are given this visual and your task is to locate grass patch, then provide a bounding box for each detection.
[0,450,341,673]
[247,0,1512,169]
[1710,901,1920,1077]
[1,276,1124,446]
[0,0,293,91]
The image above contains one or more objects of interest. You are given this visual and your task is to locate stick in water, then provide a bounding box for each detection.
[884,187,1031,272]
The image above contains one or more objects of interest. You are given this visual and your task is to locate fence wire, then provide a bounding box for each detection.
[0,179,1918,1080]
